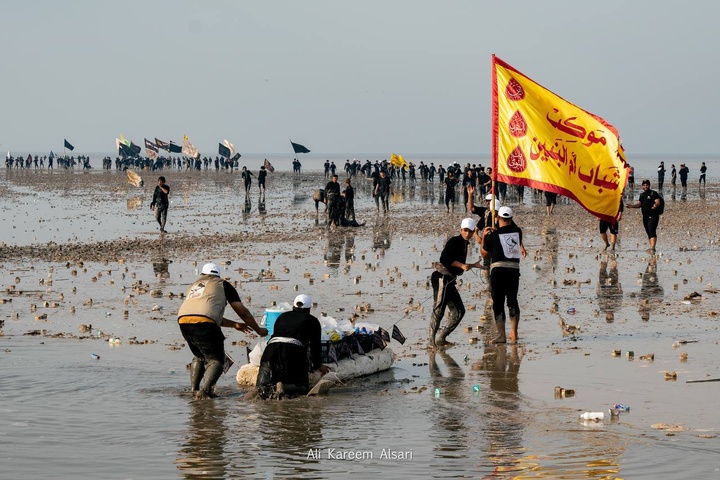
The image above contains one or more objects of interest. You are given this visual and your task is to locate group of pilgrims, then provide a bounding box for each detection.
[4,153,91,170]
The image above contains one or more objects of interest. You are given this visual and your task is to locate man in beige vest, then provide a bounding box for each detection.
[178,263,267,399]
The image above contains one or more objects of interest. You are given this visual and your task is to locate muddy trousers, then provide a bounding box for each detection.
[179,322,225,396]
[489,267,520,325]
[429,271,465,344]
[255,343,310,399]
[155,206,168,230]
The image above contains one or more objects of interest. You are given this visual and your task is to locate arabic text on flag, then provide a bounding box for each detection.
[492,55,628,222]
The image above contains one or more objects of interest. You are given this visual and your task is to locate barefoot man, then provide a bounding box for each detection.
[480,206,527,344]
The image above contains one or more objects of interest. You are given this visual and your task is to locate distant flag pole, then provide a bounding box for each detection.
[289,139,297,161]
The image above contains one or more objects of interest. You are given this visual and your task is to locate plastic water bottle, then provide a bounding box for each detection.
[612,403,630,412]
[580,411,604,421]
[472,385,480,393]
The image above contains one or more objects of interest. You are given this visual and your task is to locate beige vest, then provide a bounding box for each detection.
[177,275,227,326]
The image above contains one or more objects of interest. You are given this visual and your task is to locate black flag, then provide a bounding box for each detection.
[218,143,231,158]
[372,330,387,350]
[155,138,170,152]
[391,325,406,345]
[64,139,74,151]
[291,141,310,154]
[144,138,158,153]
[229,152,241,162]
[168,141,183,153]
[377,327,390,342]
[129,142,142,155]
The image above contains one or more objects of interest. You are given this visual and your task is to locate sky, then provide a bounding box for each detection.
[1,0,718,156]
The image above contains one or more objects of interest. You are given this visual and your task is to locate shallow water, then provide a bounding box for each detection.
[2,165,720,478]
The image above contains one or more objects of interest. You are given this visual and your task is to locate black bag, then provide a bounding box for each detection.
[655,192,665,215]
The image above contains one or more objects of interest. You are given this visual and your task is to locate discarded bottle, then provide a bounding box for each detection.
[567,307,576,314]
[472,385,480,393]
[91,353,100,360]
[580,411,604,421]
[612,403,630,413]
[434,388,441,397]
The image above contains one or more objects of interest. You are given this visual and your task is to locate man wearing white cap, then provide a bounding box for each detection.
[254,294,330,399]
[428,217,482,349]
[177,263,267,399]
[480,206,526,344]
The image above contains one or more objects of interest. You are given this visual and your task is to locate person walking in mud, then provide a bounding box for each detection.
[444,170,458,212]
[374,170,392,214]
[150,176,170,233]
[700,162,707,185]
[241,166,254,193]
[428,218,482,349]
[626,179,662,252]
[343,177,356,223]
[258,165,267,193]
[480,206,527,344]
[177,263,267,399]
[325,174,342,226]
[599,197,624,251]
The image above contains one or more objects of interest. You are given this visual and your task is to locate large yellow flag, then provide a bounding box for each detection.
[390,153,409,170]
[492,55,628,222]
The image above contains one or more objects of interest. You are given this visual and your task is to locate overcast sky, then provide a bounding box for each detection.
[1,0,717,155]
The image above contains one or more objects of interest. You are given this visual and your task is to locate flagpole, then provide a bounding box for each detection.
[289,139,298,162]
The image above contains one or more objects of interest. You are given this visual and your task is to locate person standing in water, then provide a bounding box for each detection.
[177,263,266,399]
[480,206,527,344]
[150,176,170,233]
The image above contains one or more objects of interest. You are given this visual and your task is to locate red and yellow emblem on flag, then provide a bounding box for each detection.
[492,55,628,222]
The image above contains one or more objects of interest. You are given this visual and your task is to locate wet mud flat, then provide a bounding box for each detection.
[2,168,720,478]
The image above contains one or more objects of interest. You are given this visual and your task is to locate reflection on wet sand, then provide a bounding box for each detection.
[324,230,356,268]
[428,351,468,461]
[597,255,623,320]
[638,256,664,321]
[372,218,392,252]
[126,196,143,211]
[176,400,229,479]
[252,400,323,477]
[475,345,527,476]
[152,257,171,281]
[258,192,267,216]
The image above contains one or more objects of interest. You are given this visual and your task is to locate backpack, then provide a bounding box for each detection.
[654,191,665,215]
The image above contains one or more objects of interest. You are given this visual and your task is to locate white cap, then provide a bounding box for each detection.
[201,263,221,276]
[294,294,312,309]
[460,218,476,230]
[498,206,513,218]
[484,194,500,206]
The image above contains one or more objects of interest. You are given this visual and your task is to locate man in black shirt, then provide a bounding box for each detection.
[626,179,661,252]
[480,206,527,344]
[255,294,330,399]
[325,174,342,226]
[343,178,355,223]
[428,218,482,349]
[657,161,666,189]
[150,176,170,233]
[258,165,267,193]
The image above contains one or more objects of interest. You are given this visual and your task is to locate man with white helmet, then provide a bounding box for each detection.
[177,263,267,399]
